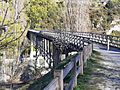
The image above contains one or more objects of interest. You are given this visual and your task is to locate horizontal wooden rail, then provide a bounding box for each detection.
[65,77,75,90]
[43,44,93,90]
[43,77,59,90]
[26,30,95,90]
[63,61,74,79]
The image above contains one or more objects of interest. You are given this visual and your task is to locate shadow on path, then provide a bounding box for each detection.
[89,44,120,90]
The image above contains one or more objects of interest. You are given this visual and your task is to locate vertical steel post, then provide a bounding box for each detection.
[30,34,34,60]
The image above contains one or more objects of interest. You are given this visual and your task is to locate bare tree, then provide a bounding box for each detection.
[0,0,30,87]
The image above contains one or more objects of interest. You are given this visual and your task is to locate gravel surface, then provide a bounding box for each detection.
[90,44,120,90]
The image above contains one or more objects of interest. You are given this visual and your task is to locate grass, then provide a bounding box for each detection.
[75,50,101,90]
[92,50,101,56]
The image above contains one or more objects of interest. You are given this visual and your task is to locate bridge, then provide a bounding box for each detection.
[26,30,120,90]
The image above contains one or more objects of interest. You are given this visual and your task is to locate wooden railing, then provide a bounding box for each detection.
[74,32,120,49]
[27,30,120,90]
[27,30,92,68]
[41,31,92,52]
[43,43,92,90]
[26,30,120,90]
[43,77,59,90]
[41,30,120,49]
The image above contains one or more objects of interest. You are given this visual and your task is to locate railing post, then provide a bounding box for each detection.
[82,46,85,63]
[73,58,77,88]
[83,46,87,66]
[80,51,83,75]
[49,41,52,67]
[30,34,34,60]
[91,33,94,51]
[53,45,61,68]
[107,35,110,51]
[54,70,63,90]
[35,36,40,69]
[89,44,93,56]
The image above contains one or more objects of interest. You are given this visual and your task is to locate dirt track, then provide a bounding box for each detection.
[89,44,120,90]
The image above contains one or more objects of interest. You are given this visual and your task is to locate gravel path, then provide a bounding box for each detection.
[90,44,120,90]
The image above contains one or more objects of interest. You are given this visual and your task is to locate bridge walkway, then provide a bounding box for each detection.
[88,44,120,90]
[26,30,120,90]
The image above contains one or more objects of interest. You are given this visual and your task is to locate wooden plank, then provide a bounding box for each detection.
[64,77,75,90]
[75,55,80,63]
[63,61,74,79]
[43,77,59,90]
[76,67,81,77]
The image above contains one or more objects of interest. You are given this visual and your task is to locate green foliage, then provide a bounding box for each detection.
[111,31,120,36]
[26,0,62,30]
[112,0,120,15]
[90,0,120,31]
[75,58,95,90]
[0,1,29,51]
[112,0,120,4]
[0,23,23,48]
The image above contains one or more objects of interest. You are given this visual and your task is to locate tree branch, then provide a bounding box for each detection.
[0,23,29,49]
[1,7,9,26]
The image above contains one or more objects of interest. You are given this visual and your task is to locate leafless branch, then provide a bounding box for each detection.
[0,1,31,27]
[1,7,9,26]
[0,1,31,44]
[0,21,24,42]
[0,22,29,49]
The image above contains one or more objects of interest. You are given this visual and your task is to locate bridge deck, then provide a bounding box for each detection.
[90,44,120,90]
[26,30,120,90]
